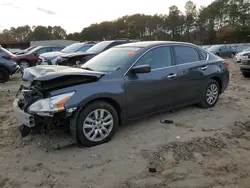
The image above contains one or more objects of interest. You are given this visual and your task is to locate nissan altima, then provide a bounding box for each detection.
[13,41,230,147]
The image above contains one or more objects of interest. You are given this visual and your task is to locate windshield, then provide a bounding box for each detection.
[243,47,250,51]
[208,45,222,51]
[24,46,37,52]
[81,47,141,72]
[28,46,42,54]
[86,41,112,53]
[61,43,83,53]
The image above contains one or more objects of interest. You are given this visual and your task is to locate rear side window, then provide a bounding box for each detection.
[173,46,200,65]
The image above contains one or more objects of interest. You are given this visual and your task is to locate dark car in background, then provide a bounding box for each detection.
[208,44,235,57]
[0,45,16,60]
[37,42,96,65]
[56,40,140,67]
[0,57,20,83]
[14,41,229,147]
[14,45,64,70]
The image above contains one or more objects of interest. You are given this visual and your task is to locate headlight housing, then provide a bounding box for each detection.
[28,92,75,115]
[243,53,250,56]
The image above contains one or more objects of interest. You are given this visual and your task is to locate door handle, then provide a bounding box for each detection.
[167,73,177,79]
[201,66,208,70]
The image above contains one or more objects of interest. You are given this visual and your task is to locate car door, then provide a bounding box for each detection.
[220,46,228,56]
[125,46,179,118]
[172,45,207,104]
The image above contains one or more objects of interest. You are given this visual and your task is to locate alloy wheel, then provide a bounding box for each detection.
[206,84,219,105]
[83,109,114,142]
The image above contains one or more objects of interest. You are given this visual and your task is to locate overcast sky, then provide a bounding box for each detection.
[0,0,214,33]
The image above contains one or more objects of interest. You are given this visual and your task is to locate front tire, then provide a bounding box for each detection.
[199,80,220,108]
[76,101,118,147]
[0,68,10,83]
[242,71,250,78]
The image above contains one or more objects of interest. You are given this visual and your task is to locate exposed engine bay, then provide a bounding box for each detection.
[14,65,104,149]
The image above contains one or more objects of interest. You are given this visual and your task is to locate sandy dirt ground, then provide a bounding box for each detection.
[1,59,250,188]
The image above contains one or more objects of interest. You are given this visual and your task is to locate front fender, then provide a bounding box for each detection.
[50,79,126,110]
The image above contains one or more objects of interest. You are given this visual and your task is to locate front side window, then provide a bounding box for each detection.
[81,47,141,72]
[173,46,200,65]
[135,46,172,69]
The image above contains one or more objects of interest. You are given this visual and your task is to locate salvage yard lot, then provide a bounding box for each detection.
[1,59,250,188]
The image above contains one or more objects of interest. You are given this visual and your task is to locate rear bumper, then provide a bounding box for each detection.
[240,64,250,72]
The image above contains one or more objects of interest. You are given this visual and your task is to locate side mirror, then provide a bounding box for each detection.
[130,65,151,74]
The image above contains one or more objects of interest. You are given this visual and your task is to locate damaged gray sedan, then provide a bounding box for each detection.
[13,41,229,147]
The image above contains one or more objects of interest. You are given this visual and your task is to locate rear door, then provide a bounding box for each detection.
[172,45,207,104]
[125,46,179,118]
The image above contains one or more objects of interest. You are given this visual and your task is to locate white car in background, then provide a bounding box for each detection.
[235,47,250,63]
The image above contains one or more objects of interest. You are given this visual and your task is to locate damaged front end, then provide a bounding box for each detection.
[13,65,104,143]
[14,84,77,139]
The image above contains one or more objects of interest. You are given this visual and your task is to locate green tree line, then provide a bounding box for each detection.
[1,0,250,45]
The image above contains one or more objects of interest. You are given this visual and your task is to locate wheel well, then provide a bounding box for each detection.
[84,98,122,124]
[0,66,10,74]
[211,76,222,93]
[18,59,30,64]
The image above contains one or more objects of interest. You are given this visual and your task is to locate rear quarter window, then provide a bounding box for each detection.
[200,50,208,60]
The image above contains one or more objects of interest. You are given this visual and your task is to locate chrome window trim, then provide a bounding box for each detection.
[124,45,173,75]
[124,44,209,75]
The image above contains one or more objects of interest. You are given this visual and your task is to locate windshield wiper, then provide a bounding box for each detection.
[81,67,93,71]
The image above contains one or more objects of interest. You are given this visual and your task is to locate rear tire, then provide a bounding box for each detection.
[76,101,118,147]
[230,52,235,58]
[242,71,250,78]
[0,68,10,83]
[199,79,220,108]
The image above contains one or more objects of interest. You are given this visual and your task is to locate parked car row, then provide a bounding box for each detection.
[37,42,97,65]
[201,43,250,58]
[38,40,139,67]
[14,41,230,147]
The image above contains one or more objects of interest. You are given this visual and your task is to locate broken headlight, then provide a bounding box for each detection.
[28,92,75,115]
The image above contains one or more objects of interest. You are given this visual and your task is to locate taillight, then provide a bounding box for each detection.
[3,55,13,60]
[223,61,229,70]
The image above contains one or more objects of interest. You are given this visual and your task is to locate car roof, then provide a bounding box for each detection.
[117,41,198,48]
[37,45,64,48]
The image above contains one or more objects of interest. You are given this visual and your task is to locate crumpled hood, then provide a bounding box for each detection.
[22,65,105,82]
[40,52,64,60]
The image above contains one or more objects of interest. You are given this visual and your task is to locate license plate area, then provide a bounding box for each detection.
[13,99,35,127]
